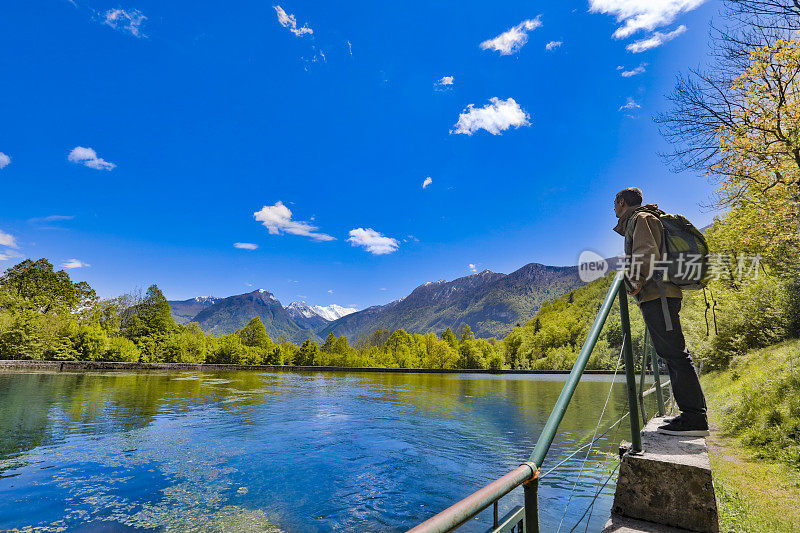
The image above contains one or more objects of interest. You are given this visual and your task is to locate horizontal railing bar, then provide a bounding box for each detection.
[642,380,671,398]
[406,463,536,533]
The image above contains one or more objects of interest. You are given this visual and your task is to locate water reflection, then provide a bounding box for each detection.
[0,370,655,532]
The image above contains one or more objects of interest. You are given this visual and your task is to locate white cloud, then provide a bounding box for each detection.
[434,76,454,90]
[619,97,641,110]
[451,97,530,136]
[545,40,562,51]
[0,152,10,169]
[480,17,542,55]
[626,25,687,52]
[62,259,90,269]
[327,289,334,294]
[347,228,399,255]
[346,41,353,55]
[103,8,147,38]
[253,201,335,242]
[68,146,116,171]
[0,230,17,248]
[588,0,703,38]
[234,242,258,250]
[422,177,433,189]
[469,263,477,272]
[620,63,648,76]
[273,6,313,37]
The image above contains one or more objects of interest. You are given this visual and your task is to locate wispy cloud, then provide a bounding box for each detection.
[327,289,334,294]
[347,228,399,255]
[102,8,147,38]
[422,177,432,189]
[62,259,90,269]
[434,76,454,90]
[234,242,258,250]
[273,6,313,37]
[545,40,562,51]
[254,201,335,242]
[619,97,641,111]
[0,230,17,249]
[0,152,10,169]
[29,215,75,224]
[626,25,686,52]
[451,97,530,136]
[68,146,116,171]
[588,0,703,39]
[469,263,477,272]
[620,63,648,76]
[480,17,542,55]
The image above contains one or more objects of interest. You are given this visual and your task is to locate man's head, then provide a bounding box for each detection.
[614,187,643,218]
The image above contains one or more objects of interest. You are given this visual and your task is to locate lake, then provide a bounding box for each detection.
[0,370,653,532]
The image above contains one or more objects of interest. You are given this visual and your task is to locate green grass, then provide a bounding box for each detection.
[701,339,800,531]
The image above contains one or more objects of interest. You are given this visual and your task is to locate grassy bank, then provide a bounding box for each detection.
[701,340,800,532]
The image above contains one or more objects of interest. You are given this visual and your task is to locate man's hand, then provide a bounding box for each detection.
[627,281,642,296]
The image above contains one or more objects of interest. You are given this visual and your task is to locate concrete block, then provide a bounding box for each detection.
[611,416,718,532]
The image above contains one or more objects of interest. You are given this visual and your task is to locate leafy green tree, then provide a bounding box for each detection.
[441,327,457,349]
[296,339,318,365]
[322,332,337,353]
[0,258,96,314]
[237,317,274,350]
[122,285,176,345]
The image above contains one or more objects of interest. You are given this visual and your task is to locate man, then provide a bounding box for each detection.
[613,187,709,437]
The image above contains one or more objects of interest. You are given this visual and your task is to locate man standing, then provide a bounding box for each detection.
[613,187,709,436]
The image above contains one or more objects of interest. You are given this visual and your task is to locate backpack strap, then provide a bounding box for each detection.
[657,280,674,332]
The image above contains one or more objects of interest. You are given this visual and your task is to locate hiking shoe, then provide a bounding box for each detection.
[662,414,681,424]
[657,417,709,437]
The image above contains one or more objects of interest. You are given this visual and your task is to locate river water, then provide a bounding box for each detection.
[0,370,652,532]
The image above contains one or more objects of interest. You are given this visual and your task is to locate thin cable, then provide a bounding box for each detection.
[567,462,621,533]
[555,341,625,532]
[540,412,629,478]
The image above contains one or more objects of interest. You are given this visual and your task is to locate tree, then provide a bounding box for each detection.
[122,285,176,340]
[459,324,475,342]
[441,327,458,349]
[711,39,800,266]
[0,258,96,314]
[237,317,274,350]
[322,332,337,352]
[657,8,800,271]
[296,339,319,365]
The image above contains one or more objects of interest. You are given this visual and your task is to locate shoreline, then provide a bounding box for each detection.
[0,359,645,375]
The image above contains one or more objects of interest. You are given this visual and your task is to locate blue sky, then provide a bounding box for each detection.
[0,0,720,308]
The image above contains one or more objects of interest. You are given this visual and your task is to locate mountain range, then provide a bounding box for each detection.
[168,261,588,342]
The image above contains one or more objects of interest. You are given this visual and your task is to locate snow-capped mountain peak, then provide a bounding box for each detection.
[312,304,357,321]
[287,301,358,322]
[287,301,318,319]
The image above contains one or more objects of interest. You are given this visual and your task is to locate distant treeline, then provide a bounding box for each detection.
[0,259,638,371]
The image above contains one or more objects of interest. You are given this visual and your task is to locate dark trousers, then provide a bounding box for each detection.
[640,297,707,423]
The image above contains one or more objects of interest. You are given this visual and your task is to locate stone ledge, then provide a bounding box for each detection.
[611,416,719,532]
[603,513,692,532]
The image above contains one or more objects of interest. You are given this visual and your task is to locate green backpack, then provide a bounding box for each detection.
[626,205,710,330]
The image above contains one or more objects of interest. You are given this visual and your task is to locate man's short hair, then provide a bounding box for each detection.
[615,187,643,206]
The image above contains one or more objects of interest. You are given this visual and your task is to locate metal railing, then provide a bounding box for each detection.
[407,270,671,533]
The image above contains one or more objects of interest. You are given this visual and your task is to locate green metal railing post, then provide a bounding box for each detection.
[638,331,650,423]
[528,271,626,467]
[618,288,642,453]
[652,344,666,416]
[523,477,539,533]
